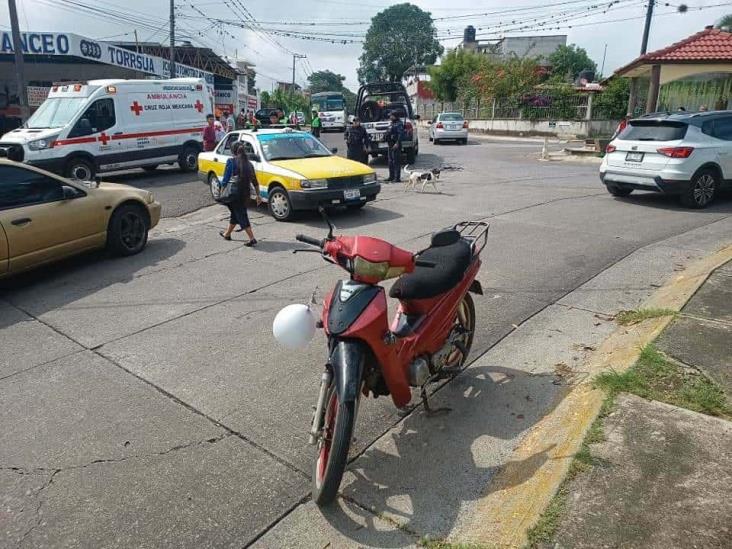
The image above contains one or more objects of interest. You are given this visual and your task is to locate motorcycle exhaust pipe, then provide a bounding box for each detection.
[309,369,332,445]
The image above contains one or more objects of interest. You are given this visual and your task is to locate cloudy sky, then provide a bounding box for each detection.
[2,0,731,90]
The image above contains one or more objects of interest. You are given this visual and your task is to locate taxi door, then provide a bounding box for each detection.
[239,135,266,201]
[0,221,8,277]
[0,164,106,273]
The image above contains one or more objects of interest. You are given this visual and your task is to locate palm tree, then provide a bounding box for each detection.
[715,14,732,29]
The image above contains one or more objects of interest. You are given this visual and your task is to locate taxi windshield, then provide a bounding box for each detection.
[258,132,332,161]
[26,97,88,129]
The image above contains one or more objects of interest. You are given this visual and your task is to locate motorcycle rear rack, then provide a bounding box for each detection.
[455,221,489,256]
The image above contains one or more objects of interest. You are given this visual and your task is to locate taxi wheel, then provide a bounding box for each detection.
[268,187,294,221]
[208,172,220,200]
[107,203,149,257]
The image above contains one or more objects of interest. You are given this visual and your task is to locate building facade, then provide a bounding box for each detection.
[459,26,566,64]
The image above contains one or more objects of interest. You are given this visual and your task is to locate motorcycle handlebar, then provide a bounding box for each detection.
[296,234,324,248]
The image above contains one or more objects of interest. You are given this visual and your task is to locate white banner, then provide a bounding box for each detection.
[0,31,214,84]
[27,86,51,107]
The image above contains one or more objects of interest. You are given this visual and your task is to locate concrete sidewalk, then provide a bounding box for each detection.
[547,260,732,548]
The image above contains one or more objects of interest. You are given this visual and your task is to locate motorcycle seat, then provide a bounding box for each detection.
[389,238,473,300]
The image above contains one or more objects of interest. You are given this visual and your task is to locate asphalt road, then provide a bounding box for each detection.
[2,129,731,548]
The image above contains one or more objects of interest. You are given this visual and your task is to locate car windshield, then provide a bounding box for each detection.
[314,99,344,111]
[258,132,332,161]
[26,97,88,129]
[440,113,464,121]
[619,121,688,141]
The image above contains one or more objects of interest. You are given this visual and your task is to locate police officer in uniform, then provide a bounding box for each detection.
[385,111,403,182]
[345,117,370,164]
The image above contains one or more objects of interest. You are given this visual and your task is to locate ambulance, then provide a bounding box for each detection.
[0,78,213,180]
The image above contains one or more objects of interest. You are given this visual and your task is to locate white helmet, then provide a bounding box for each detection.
[272,304,317,349]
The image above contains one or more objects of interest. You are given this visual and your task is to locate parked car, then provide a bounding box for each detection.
[0,78,211,180]
[600,111,732,208]
[355,82,419,163]
[428,112,469,144]
[255,107,285,126]
[197,128,380,221]
[0,160,161,279]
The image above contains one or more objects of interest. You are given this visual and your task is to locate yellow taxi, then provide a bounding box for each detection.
[197,128,380,221]
[0,160,161,279]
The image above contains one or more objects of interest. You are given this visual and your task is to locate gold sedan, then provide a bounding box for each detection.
[0,160,161,279]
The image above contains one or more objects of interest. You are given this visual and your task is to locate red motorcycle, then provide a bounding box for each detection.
[287,216,488,505]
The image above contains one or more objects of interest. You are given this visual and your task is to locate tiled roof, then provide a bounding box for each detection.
[615,28,732,75]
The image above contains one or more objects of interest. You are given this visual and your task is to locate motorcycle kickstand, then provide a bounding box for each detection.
[420,386,451,417]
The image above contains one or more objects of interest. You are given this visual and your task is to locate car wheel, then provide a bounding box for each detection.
[268,186,294,221]
[406,147,416,164]
[606,184,633,197]
[179,145,199,173]
[207,172,220,200]
[65,157,95,181]
[107,203,149,256]
[680,169,718,209]
[142,165,158,172]
[461,138,468,145]
[434,139,440,145]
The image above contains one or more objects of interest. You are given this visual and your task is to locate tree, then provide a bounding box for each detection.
[716,14,732,29]
[471,57,543,99]
[358,3,443,83]
[307,70,347,94]
[260,90,272,107]
[548,44,597,82]
[428,49,486,103]
[594,77,631,119]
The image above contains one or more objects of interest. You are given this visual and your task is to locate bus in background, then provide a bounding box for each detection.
[310,91,346,132]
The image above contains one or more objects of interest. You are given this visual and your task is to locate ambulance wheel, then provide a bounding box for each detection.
[65,158,95,181]
[179,145,199,173]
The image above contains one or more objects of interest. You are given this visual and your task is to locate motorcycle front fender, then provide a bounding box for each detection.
[329,339,366,404]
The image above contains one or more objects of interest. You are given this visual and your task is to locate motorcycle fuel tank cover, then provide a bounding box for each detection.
[327,280,380,335]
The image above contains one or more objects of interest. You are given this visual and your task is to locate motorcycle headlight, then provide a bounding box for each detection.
[301,179,328,189]
[363,173,377,184]
[28,136,58,151]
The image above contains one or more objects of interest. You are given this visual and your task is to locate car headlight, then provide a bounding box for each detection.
[301,179,328,189]
[363,173,377,184]
[28,136,58,151]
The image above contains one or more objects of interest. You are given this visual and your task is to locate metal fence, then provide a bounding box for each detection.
[416,93,603,121]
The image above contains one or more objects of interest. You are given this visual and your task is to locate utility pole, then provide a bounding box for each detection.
[169,0,176,78]
[8,0,28,121]
[640,0,655,54]
[600,43,608,78]
[292,54,306,92]
[134,29,142,79]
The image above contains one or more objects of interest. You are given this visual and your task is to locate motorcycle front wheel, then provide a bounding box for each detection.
[312,385,357,506]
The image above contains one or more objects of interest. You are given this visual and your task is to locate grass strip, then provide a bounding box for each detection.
[615,308,676,326]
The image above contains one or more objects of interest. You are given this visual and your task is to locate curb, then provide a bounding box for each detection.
[456,243,732,548]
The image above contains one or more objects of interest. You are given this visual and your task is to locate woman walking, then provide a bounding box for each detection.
[219,141,262,246]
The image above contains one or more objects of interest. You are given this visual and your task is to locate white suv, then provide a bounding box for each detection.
[600,112,732,208]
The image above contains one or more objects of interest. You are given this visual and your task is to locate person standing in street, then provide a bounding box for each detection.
[345,117,370,164]
[385,112,403,182]
[236,109,247,129]
[311,110,322,138]
[221,111,235,132]
[219,142,262,246]
[203,114,217,152]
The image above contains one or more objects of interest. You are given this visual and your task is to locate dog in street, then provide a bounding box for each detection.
[403,165,441,193]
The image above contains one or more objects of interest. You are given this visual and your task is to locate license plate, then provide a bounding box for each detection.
[344,189,360,200]
[373,132,385,141]
[625,152,644,162]
[449,125,461,130]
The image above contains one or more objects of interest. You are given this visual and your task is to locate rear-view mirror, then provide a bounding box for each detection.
[62,185,83,199]
[330,147,338,154]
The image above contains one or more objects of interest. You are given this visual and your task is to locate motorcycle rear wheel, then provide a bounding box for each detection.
[312,386,356,506]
